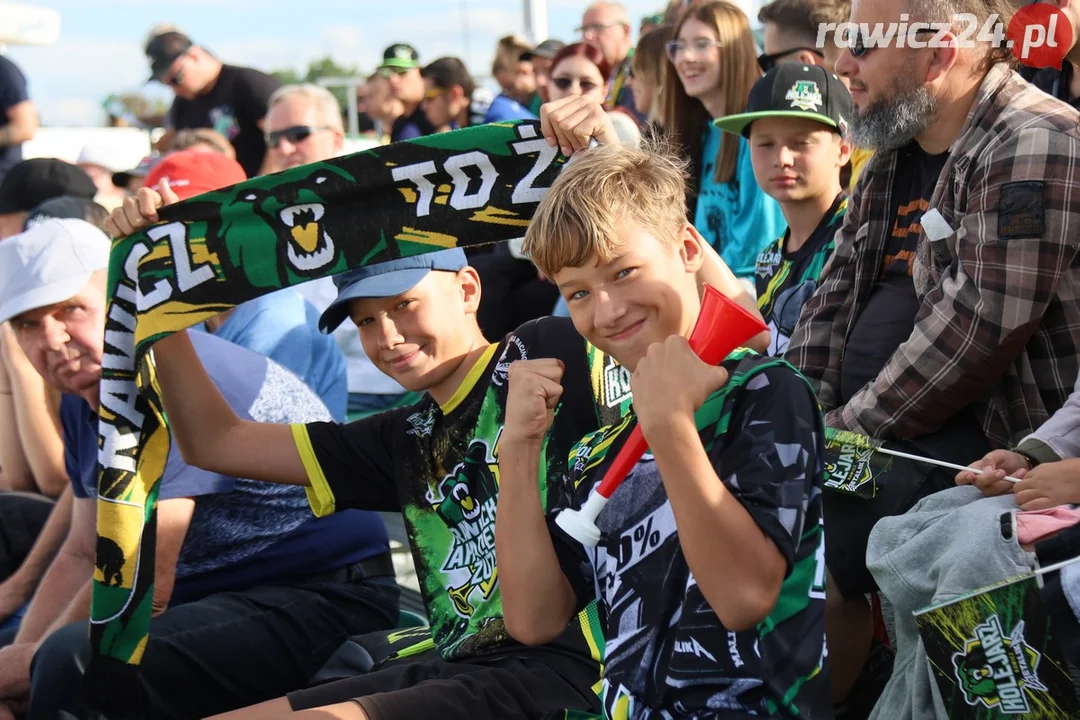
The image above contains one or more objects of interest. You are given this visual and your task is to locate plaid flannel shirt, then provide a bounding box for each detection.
[786,64,1080,448]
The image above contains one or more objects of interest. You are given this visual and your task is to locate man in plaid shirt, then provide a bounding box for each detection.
[785,0,1080,711]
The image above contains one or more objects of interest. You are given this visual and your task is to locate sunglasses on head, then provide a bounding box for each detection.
[552,77,600,93]
[265,125,330,147]
[756,47,825,73]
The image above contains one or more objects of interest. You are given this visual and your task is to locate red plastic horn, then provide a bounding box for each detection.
[555,284,767,547]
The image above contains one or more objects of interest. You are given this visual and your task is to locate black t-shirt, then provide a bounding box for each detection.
[840,141,949,403]
[391,105,435,143]
[168,64,279,177]
[0,54,29,179]
[293,317,629,670]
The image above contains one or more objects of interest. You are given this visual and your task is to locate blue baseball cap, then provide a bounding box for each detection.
[319,248,468,333]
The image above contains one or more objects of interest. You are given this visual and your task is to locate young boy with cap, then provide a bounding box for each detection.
[495,139,832,719]
[143,247,612,719]
[135,231,763,719]
[714,63,852,358]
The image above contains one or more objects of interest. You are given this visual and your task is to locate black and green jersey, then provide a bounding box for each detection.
[756,194,846,357]
[292,317,626,670]
[551,350,831,719]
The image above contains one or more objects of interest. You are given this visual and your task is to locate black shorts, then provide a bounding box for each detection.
[824,412,990,599]
[288,646,601,720]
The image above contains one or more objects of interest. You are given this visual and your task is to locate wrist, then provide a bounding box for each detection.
[1012,449,1037,471]
[500,430,547,452]
[641,410,697,449]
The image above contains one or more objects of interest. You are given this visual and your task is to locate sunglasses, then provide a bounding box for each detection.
[423,88,446,101]
[757,47,825,73]
[265,125,331,148]
[846,27,938,58]
[552,77,600,93]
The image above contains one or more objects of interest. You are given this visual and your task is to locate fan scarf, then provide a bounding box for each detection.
[86,120,564,716]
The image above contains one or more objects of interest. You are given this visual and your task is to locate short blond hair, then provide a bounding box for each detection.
[525,140,689,277]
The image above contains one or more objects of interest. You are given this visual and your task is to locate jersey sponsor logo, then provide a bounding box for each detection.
[952,616,1048,713]
[406,406,436,437]
[603,355,632,408]
[728,630,745,668]
[757,247,783,278]
[426,438,501,618]
[492,335,527,387]
[675,636,718,662]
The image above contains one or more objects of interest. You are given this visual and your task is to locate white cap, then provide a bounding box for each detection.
[77,145,122,173]
[0,218,111,325]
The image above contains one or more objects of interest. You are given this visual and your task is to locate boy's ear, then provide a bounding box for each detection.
[679,223,708,274]
[457,266,483,314]
[836,134,854,169]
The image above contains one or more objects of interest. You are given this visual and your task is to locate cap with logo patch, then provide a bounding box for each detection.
[319,249,469,333]
[713,64,851,139]
[379,43,420,71]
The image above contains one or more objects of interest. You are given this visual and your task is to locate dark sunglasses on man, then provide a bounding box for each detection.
[846,27,939,58]
[265,125,332,148]
[757,47,824,73]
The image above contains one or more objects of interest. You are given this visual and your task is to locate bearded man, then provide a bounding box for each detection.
[784,0,1080,713]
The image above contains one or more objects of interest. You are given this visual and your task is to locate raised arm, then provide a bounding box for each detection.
[151,330,307,486]
[495,360,579,646]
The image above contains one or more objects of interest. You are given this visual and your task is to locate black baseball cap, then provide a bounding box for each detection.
[713,64,851,139]
[521,39,565,61]
[146,30,193,82]
[0,159,98,215]
[379,43,420,71]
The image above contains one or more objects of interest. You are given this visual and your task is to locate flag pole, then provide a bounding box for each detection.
[874,446,1024,483]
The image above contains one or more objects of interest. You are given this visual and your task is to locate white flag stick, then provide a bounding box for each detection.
[875,446,1024,484]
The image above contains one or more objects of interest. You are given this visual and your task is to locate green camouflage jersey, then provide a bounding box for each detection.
[756,194,846,357]
[551,350,832,719]
[293,317,627,671]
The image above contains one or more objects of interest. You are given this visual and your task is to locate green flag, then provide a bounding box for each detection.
[915,573,1079,718]
[86,121,564,715]
[822,427,896,499]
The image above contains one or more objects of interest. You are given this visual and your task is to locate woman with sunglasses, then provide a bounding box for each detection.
[663,0,786,295]
[547,42,641,146]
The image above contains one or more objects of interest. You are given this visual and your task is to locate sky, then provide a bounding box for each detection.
[2,0,765,128]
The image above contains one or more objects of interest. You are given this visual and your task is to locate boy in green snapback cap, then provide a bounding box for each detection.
[715,63,852,358]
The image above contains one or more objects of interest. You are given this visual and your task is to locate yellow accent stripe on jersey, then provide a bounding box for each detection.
[755,237,790,311]
[291,423,336,517]
[584,415,634,479]
[579,610,602,664]
[439,344,499,415]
